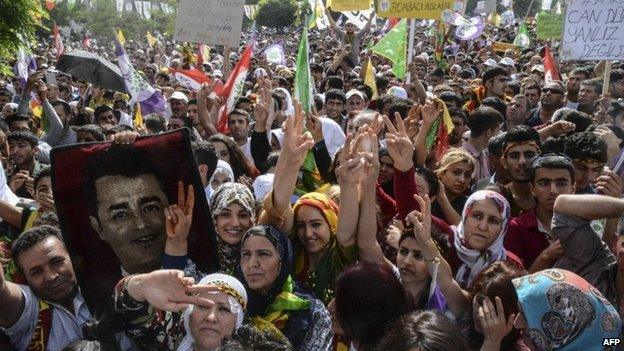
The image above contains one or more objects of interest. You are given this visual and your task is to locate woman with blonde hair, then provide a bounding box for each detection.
[432,148,476,225]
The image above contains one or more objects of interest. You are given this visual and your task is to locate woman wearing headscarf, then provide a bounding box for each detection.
[236,225,333,351]
[513,269,621,351]
[113,271,247,350]
[209,160,235,194]
[258,102,359,304]
[210,183,256,273]
[452,190,523,287]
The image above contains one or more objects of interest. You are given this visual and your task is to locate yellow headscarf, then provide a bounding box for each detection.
[292,192,339,235]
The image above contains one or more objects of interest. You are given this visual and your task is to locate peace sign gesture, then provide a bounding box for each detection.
[405,194,432,243]
[383,112,414,172]
[281,99,315,168]
[165,181,195,256]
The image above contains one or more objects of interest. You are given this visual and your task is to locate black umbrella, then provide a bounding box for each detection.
[56,50,127,93]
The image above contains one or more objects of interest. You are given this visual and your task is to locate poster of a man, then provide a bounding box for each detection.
[51,129,218,313]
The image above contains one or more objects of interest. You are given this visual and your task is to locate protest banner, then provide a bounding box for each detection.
[492,41,519,53]
[536,11,563,39]
[173,0,244,48]
[264,42,286,65]
[475,0,496,14]
[328,0,370,11]
[561,0,624,61]
[51,129,219,314]
[376,0,457,19]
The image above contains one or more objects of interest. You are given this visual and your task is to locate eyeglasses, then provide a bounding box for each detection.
[542,88,563,94]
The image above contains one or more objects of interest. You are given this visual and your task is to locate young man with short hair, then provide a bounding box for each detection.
[505,153,576,271]
[565,67,591,109]
[501,126,542,215]
[7,131,41,199]
[566,131,608,194]
[577,78,602,115]
[463,66,509,112]
[461,106,504,182]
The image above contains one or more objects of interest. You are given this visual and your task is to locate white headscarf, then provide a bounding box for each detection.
[209,160,235,192]
[273,87,294,117]
[453,190,511,287]
[177,273,248,351]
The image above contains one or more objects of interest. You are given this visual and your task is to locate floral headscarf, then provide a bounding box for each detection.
[513,269,621,350]
[178,273,248,351]
[293,192,339,235]
[453,190,511,287]
[210,182,256,273]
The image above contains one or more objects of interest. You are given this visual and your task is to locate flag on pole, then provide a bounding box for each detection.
[425,99,455,161]
[215,42,254,134]
[170,68,218,91]
[146,32,157,47]
[543,46,560,83]
[513,22,531,49]
[372,18,407,79]
[363,58,378,99]
[309,0,329,29]
[114,32,165,115]
[53,24,64,59]
[117,29,126,46]
[434,21,446,67]
[14,46,42,119]
[294,24,314,113]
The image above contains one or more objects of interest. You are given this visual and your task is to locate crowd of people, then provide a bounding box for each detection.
[1,6,624,351]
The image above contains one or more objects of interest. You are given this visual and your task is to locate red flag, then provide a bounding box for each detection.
[215,43,253,134]
[382,18,400,32]
[169,68,221,91]
[543,46,560,83]
[53,24,64,59]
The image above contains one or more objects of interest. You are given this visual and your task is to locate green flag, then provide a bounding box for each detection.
[294,25,314,113]
[372,19,407,79]
[514,22,531,49]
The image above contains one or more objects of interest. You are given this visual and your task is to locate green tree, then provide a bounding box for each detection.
[0,0,46,74]
[256,0,298,28]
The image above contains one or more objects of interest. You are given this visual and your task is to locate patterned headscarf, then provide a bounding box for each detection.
[178,273,248,351]
[453,190,511,287]
[513,269,621,350]
[292,192,339,236]
[210,183,256,273]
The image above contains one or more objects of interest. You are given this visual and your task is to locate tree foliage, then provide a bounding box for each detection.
[0,0,46,74]
[256,0,298,28]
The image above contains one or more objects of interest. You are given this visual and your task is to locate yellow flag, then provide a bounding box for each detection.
[325,0,332,8]
[117,29,126,45]
[146,32,157,47]
[134,103,143,128]
[364,59,378,99]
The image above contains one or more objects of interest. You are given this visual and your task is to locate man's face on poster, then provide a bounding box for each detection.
[89,174,168,274]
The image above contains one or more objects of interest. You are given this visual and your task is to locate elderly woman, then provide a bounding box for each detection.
[235,225,333,350]
[113,271,247,351]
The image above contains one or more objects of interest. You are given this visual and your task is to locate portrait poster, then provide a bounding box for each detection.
[51,129,219,314]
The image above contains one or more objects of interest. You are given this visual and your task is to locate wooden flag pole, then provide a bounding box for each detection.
[406,19,416,84]
[602,60,612,97]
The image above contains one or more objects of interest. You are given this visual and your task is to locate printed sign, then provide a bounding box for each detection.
[561,0,624,60]
[537,11,563,39]
[174,0,244,47]
[330,0,370,11]
[377,0,454,19]
[492,41,519,53]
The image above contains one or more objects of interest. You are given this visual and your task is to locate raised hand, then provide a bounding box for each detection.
[126,270,214,312]
[405,104,422,141]
[406,194,432,242]
[111,131,140,144]
[596,170,623,198]
[281,99,315,167]
[305,112,324,143]
[383,112,414,172]
[421,99,442,127]
[336,133,366,186]
[9,170,29,193]
[38,192,56,213]
[165,182,194,256]
[253,79,273,132]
